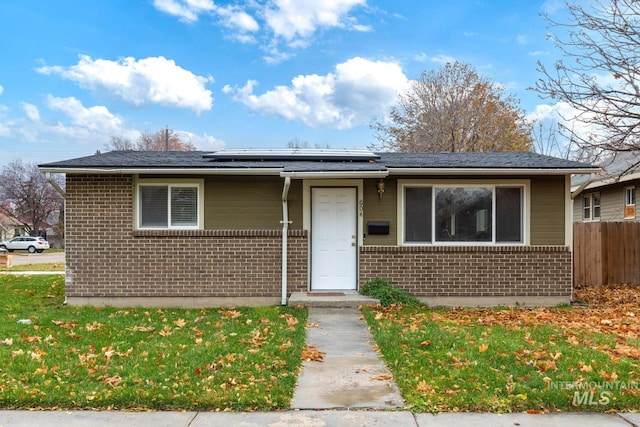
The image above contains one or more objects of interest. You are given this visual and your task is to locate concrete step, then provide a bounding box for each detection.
[288,292,379,308]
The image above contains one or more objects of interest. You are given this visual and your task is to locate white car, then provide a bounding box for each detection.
[0,237,50,253]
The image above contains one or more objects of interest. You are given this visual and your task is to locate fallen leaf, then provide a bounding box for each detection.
[52,320,78,328]
[372,373,393,381]
[104,375,122,387]
[301,344,325,362]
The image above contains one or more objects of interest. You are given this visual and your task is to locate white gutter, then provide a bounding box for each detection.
[281,171,388,179]
[45,172,66,198]
[571,178,592,199]
[38,167,283,176]
[280,176,291,306]
[387,167,598,176]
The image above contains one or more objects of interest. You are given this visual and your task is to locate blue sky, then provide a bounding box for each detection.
[0,0,569,166]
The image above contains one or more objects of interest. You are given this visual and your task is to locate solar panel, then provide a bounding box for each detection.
[203,148,379,162]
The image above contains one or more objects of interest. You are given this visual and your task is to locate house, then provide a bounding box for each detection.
[0,210,28,242]
[39,149,596,308]
[571,151,640,287]
[572,151,640,222]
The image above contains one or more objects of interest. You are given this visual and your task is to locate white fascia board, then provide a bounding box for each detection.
[575,170,640,191]
[388,167,598,176]
[38,167,284,176]
[280,170,388,179]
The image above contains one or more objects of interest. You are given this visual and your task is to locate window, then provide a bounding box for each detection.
[582,193,600,221]
[625,186,636,219]
[137,181,202,229]
[402,183,524,244]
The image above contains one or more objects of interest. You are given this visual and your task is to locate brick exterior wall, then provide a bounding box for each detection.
[66,174,572,304]
[65,175,307,299]
[359,245,572,298]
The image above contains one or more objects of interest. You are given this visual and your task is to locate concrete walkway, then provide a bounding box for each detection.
[291,307,404,409]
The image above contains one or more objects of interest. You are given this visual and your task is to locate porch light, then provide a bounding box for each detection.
[377,179,385,200]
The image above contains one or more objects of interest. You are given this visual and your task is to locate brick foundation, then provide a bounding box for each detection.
[359,245,572,301]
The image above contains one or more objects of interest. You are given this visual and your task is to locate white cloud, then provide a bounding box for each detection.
[541,0,565,15]
[0,84,4,96]
[21,103,40,122]
[45,96,125,135]
[37,55,214,114]
[264,0,367,42]
[176,130,226,151]
[216,5,259,32]
[0,106,11,138]
[516,35,528,45]
[227,57,408,129]
[153,0,215,23]
[527,101,600,143]
[153,0,369,61]
[413,53,457,65]
[430,54,457,65]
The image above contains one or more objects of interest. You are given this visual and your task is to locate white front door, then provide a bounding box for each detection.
[311,187,357,291]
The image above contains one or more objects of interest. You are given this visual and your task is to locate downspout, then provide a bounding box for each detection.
[45,172,66,198]
[280,176,291,306]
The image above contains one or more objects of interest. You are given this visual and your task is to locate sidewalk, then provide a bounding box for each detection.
[1,408,638,426]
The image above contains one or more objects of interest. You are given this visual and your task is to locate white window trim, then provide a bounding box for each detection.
[582,193,601,222]
[135,178,204,230]
[625,186,636,207]
[624,186,636,220]
[397,179,530,246]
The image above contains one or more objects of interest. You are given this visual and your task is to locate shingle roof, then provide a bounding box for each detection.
[571,151,640,187]
[38,150,595,174]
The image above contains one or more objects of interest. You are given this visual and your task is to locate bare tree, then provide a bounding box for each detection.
[531,118,572,159]
[534,0,640,160]
[104,129,196,151]
[372,62,532,152]
[0,160,63,237]
[106,136,136,151]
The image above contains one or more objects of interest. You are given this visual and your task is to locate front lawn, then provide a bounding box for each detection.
[0,275,307,411]
[0,263,65,272]
[363,285,640,413]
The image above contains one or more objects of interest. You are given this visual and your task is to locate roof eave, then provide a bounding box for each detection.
[573,170,640,191]
[387,167,598,176]
[38,167,284,175]
[280,170,388,179]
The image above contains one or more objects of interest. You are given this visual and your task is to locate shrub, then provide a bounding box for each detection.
[360,277,423,307]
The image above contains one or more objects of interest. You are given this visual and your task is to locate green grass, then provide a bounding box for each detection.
[363,306,640,413]
[0,275,307,411]
[0,263,65,272]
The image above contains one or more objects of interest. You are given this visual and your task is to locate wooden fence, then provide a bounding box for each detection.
[573,222,640,287]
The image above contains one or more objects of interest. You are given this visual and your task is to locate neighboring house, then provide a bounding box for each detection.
[0,210,28,242]
[572,151,640,222]
[39,149,595,308]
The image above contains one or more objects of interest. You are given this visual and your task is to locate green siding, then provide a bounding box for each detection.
[287,180,304,229]
[530,175,566,245]
[363,178,397,245]
[204,176,284,229]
